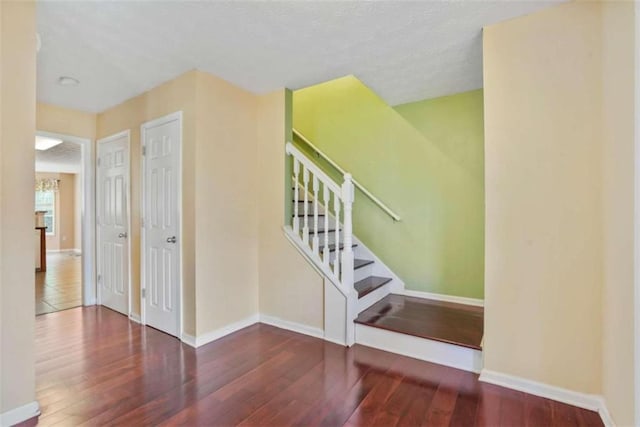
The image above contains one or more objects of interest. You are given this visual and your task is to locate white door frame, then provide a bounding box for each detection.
[96,130,132,316]
[36,130,96,305]
[634,2,640,423]
[140,111,183,337]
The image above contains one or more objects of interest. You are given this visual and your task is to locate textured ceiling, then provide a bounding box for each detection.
[37,0,561,112]
[35,141,82,174]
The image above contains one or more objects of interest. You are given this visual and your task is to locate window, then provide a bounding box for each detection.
[35,190,55,235]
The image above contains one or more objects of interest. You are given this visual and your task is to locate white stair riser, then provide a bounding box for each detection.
[294,201,326,216]
[355,324,483,373]
[294,216,338,231]
[356,280,392,313]
[354,263,374,283]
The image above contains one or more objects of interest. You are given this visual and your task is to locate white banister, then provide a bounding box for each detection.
[312,175,320,254]
[285,141,359,345]
[293,158,300,233]
[341,174,354,285]
[293,128,401,222]
[333,195,340,277]
[302,167,309,244]
[323,184,330,266]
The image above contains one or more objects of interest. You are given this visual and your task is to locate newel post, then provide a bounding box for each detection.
[341,173,356,346]
[341,173,355,284]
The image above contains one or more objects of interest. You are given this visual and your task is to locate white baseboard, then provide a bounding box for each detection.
[259,313,325,340]
[598,401,615,427]
[1,400,40,427]
[181,314,259,348]
[180,333,197,348]
[356,324,483,373]
[129,313,141,324]
[479,369,613,426]
[46,249,79,254]
[402,289,484,307]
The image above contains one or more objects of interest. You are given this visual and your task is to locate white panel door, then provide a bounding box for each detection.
[142,113,181,337]
[97,131,130,316]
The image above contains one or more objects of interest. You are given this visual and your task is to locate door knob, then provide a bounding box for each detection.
[166,236,177,244]
[118,232,128,238]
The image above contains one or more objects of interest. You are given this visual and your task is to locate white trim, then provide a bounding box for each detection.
[140,112,183,338]
[402,289,484,307]
[182,314,259,348]
[479,369,613,426]
[259,313,325,340]
[96,130,132,317]
[180,333,197,348]
[37,131,95,306]
[0,400,40,427]
[634,3,640,424]
[355,323,483,373]
[599,402,616,427]
[46,249,79,254]
[129,313,142,324]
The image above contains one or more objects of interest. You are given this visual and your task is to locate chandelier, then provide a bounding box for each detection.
[35,178,59,192]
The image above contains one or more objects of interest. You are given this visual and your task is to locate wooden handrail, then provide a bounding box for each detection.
[292,128,401,222]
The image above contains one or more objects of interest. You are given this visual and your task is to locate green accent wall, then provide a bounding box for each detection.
[293,76,484,298]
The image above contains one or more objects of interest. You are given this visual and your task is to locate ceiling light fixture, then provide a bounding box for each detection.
[35,135,63,151]
[57,76,79,87]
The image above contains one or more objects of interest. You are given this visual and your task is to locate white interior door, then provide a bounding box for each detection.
[142,112,181,337]
[97,131,130,316]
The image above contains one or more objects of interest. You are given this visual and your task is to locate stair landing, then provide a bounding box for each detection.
[354,294,483,350]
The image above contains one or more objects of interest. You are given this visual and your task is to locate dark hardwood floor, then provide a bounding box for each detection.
[355,294,484,350]
[31,306,602,426]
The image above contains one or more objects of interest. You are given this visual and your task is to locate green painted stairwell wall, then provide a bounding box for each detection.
[292,76,484,299]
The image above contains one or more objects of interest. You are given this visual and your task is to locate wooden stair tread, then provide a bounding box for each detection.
[293,213,326,217]
[331,258,374,271]
[354,294,484,350]
[354,276,392,299]
[310,229,337,234]
[354,259,374,270]
[321,243,357,252]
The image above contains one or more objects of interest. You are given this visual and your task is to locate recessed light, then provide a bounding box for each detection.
[58,76,79,87]
[35,136,63,151]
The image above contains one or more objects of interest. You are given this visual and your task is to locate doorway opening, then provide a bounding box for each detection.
[34,131,95,315]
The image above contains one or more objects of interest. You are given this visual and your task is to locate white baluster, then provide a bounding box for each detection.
[333,192,341,276]
[293,158,300,234]
[312,175,320,254]
[302,167,310,245]
[323,184,330,265]
[341,174,355,287]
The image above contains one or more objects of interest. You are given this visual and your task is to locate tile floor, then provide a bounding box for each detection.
[35,252,82,315]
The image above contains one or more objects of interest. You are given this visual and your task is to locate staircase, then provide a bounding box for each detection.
[284,137,483,373]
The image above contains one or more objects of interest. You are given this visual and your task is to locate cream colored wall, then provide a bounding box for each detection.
[36,103,96,140]
[0,0,37,414]
[257,90,324,330]
[97,70,198,332]
[36,172,76,251]
[193,71,260,335]
[483,1,603,394]
[601,1,636,425]
[97,71,321,337]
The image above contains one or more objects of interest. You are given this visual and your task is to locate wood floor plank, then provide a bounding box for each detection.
[31,307,603,427]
